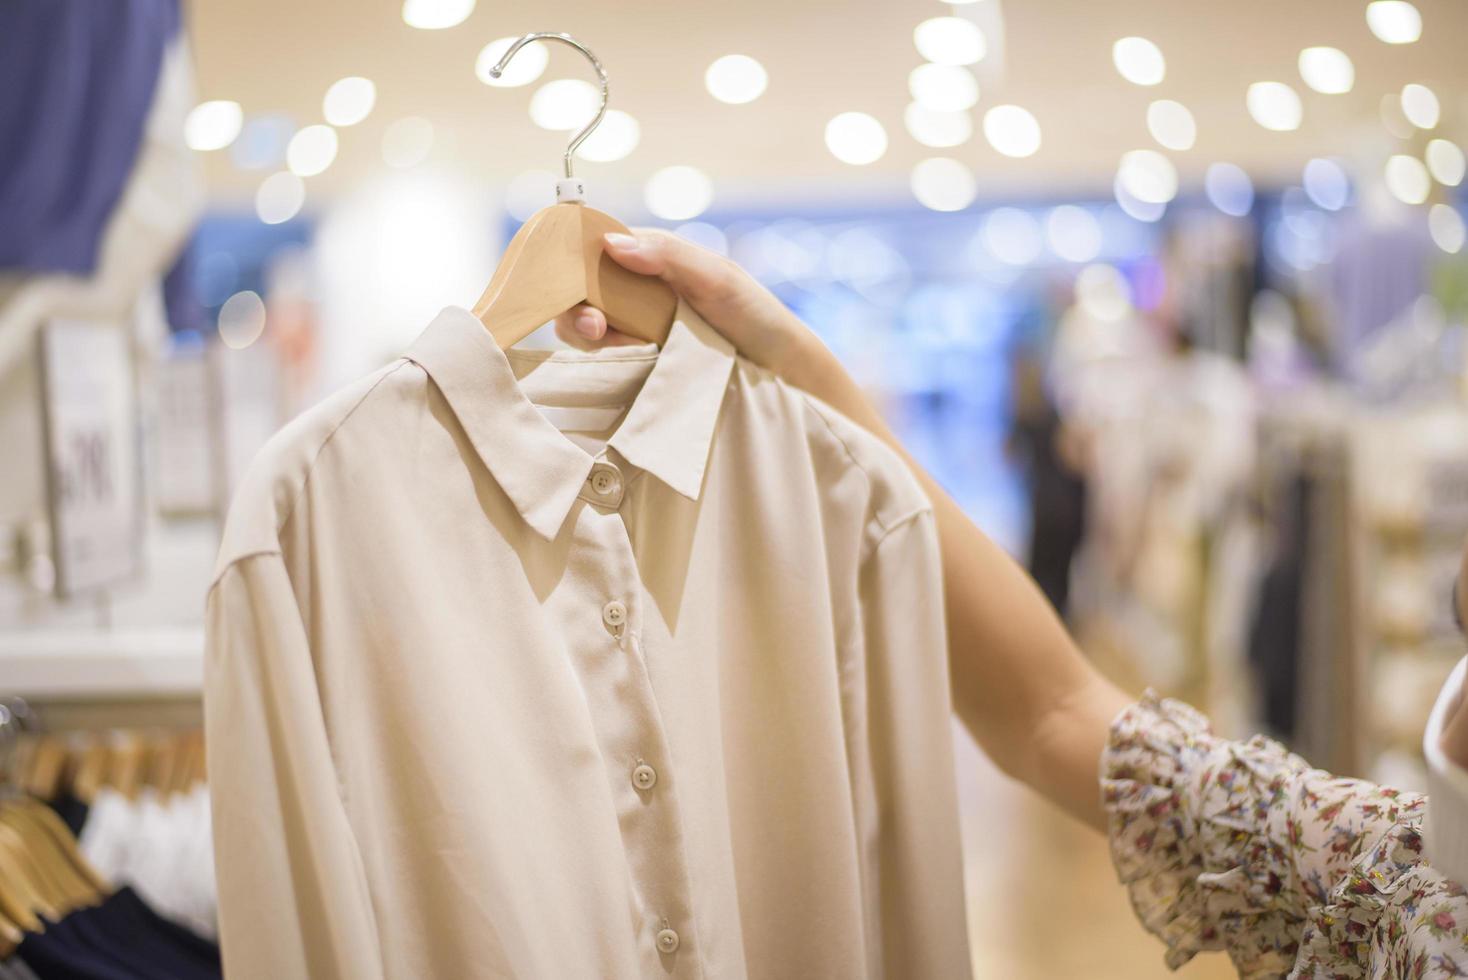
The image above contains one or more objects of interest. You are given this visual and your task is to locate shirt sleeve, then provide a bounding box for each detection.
[1102,693,1422,980]
[205,554,385,980]
[853,512,972,980]
[1424,657,1468,888]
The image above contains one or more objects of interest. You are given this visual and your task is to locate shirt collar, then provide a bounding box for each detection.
[404,300,735,541]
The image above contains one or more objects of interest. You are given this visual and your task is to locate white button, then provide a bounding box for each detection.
[602,600,627,629]
[656,927,680,954]
[590,469,618,495]
[632,762,658,791]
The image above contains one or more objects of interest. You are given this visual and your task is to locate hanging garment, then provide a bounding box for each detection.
[79,785,218,939]
[15,886,220,980]
[206,303,970,979]
[0,0,180,276]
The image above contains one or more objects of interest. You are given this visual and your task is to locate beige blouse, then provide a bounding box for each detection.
[204,304,970,979]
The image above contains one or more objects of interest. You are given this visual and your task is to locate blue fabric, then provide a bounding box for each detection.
[0,0,180,275]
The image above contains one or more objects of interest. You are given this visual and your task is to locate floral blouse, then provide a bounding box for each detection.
[1104,693,1468,978]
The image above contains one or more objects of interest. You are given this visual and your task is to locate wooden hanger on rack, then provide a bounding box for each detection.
[472,33,676,349]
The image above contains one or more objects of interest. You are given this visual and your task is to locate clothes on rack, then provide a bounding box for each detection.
[12,887,219,980]
[0,785,220,980]
[79,785,217,940]
[207,302,970,978]
[0,0,180,275]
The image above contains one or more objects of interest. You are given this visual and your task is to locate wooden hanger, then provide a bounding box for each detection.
[472,33,676,350]
[8,799,108,898]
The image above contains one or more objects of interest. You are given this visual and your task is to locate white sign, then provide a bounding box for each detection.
[155,342,218,515]
[39,319,143,597]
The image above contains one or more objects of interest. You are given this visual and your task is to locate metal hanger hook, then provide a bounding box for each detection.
[488,32,608,181]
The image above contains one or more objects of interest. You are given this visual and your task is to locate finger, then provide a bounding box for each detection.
[553,304,604,350]
[602,229,732,303]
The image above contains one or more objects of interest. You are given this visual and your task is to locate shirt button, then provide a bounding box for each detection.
[590,469,619,496]
[602,600,627,629]
[632,762,658,791]
[656,927,680,954]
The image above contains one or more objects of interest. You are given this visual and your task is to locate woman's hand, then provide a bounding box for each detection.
[555,230,815,382]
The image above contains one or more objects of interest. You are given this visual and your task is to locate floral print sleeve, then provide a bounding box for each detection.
[1103,692,1468,979]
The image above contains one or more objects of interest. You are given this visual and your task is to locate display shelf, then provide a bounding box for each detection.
[0,627,203,699]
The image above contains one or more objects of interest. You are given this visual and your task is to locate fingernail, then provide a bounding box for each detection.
[574,311,601,338]
[604,232,639,250]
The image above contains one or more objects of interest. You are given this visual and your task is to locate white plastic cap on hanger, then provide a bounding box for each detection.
[556,177,586,203]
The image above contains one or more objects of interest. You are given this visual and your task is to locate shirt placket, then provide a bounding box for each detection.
[568,455,702,976]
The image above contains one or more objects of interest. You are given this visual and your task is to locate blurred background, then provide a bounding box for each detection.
[5,0,1468,975]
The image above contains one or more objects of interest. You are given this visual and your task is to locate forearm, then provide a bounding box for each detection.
[786,337,1130,828]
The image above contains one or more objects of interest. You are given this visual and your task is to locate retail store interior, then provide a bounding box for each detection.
[4,1,1468,976]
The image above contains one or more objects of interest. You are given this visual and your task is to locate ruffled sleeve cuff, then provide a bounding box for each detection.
[1101,694,1309,978]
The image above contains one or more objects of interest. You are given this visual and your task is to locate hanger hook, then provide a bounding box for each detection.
[488,32,608,181]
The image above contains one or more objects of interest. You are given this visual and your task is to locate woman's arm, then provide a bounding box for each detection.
[561,230,1130,828]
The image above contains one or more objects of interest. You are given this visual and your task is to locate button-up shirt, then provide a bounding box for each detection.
[205,303,971,979]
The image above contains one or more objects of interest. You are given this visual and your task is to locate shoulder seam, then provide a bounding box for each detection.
[275,358,416,539]
[209,358,417,596]
[865,507,931,562]
[789,378,931,538]
[206,548,284,599]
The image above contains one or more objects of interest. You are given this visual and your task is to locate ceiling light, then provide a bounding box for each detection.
[1400,83,1440,129]
[1384,154,1430,204]
[1117,149,1178,204]
[1427,139,1466,186]
[185,100,243,151]
[529,78,599,131]
[1113,175,1166,222]
[1205,162,1254,216]
[983,105,1041,158]
[217,291,268,350]
[1246,81,1303,131]
[255,172,305,225]
[575,109,639,162]
[1302,158,1350,210]
[476,37,547,87]
[1366,1,1422,44]
[1146,100,1195,151]
[382,117,434,169]
[401,0,474,30]
[1429,203,1465,253]
[911,158,977,212]
[1046,206,1103,263]
[825,112,888,165]
[1297,47,1354,94]
[983,208,1043,265]
[286,124,338,177]
[323,77,376,127]
[908,64,979,112]
[705,55,768,104]
[904,103,973,148]
[913,17,987,66]
[1112,37,1165,86]
[644,165,714,220]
